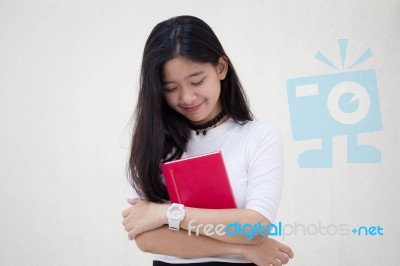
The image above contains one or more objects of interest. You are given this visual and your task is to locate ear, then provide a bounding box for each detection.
[216,56,228,80]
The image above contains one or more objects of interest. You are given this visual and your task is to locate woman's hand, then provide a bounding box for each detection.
[122,198,169,240]
[241,237,294,266]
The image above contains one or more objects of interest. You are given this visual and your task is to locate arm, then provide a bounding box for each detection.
[134,225,293,266]
[123,199,269,244]
[180,206,270,244]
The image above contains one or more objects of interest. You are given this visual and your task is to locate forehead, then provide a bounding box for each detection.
[162,57,211,81]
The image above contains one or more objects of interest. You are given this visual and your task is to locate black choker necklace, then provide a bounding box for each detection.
[190,111,226,135]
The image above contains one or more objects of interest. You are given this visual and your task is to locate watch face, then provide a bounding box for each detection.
[168,204,184,220]
[170,207,183,219]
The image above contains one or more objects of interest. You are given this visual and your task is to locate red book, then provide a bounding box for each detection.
[161,151,237,209]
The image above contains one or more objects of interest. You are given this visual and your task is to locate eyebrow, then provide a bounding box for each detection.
[162,71,204,85]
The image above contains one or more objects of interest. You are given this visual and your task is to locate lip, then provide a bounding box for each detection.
[182,100,205,113]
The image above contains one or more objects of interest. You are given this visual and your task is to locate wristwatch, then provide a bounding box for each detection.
[167,203,185,231]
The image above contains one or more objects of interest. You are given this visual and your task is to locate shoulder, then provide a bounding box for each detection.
[237,120,283,161]
[239,119,282,142]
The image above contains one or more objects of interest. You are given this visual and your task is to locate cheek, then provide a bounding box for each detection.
[208,80,222,99]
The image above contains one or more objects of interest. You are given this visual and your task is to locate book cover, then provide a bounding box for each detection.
[161,151,237,209]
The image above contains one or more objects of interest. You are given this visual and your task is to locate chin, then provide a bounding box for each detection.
[186,114,208,124]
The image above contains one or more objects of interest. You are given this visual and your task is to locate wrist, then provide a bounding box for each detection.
[158,203,170,225]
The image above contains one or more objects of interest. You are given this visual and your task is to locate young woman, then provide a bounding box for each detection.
[122,15,294,266]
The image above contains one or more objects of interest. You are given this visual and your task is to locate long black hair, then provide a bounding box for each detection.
[128,15,253,203]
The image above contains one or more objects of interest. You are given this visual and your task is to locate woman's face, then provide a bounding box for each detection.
[161,56,228,125]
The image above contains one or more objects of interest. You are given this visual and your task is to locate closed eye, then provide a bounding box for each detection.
[163,87,177,93]
[192,77,205,86]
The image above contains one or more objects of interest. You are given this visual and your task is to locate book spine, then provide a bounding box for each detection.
[169,170,182,204]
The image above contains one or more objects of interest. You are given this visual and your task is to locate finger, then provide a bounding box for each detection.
[279,244,294,259]
[276,252,289,264]
[122,217,130,226]
[268,257,282,266]
[128,229,138,240]
[124,221,135,232]
[122,208,131,218]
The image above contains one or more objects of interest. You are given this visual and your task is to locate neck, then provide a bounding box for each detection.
[190,111,226,135]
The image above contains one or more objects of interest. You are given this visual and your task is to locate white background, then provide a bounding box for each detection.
[1,0,399,265]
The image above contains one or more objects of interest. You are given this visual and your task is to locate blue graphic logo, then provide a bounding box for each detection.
[187,219,384,240]
[286,39,382,168]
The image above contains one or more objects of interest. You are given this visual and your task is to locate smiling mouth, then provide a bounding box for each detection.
[183,100,205,112]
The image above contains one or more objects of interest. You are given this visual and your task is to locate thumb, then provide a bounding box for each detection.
[127,198,138,205]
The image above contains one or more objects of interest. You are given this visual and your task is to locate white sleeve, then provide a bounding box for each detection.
[245,122,283,224]
[127,182,140,199]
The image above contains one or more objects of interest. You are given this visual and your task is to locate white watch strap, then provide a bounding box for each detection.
[168,219,181,231]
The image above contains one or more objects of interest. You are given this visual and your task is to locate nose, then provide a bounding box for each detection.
[179,86,196,105]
